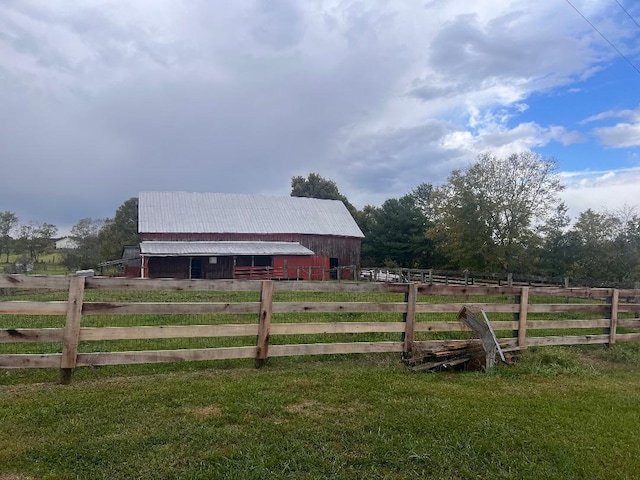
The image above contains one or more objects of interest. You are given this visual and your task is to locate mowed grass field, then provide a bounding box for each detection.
[1,345,640,480]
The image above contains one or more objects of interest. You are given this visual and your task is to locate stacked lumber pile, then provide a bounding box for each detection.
[405,306,511,372]
[404,341,486,372]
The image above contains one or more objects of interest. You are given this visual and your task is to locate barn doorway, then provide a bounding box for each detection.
[330,257,339,280]
[190,257,203,279]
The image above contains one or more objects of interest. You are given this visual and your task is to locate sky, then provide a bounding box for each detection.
[2,0,640,235]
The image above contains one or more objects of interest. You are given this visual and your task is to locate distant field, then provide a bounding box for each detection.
[1,252,67,275]
[1,345,639,479]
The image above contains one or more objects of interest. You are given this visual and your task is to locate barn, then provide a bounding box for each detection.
[137,191,364,280]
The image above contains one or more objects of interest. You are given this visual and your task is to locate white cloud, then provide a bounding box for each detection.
[578,106,640,147]
[438,121,582,157]
[580,108,640,124]
[561,167,640,218]
[592,123,640,148]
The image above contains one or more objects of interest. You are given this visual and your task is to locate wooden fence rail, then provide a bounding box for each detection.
[362,267,640,289]
[1,275,640,383]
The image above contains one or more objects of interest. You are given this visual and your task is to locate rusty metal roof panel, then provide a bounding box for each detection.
[140,241,315,256]
[138,192,364,238]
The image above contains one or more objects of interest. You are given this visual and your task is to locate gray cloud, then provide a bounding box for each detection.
[249,0,305,50]
[0,0,635,232]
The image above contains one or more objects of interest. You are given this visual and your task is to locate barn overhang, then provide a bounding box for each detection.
[139,240,315,257]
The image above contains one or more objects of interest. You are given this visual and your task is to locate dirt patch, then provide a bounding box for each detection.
[286,399,364,417]
[286,399,322,416]
[583,355,610,368]
[190,405,223,417]
[579,351,620,370]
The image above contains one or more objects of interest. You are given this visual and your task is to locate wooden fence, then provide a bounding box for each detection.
[362,267,640,289]
[233,265,358,281]
[1,275,640,383]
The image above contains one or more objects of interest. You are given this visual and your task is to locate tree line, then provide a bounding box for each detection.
[2,152,637,282]
[292,153,640,283]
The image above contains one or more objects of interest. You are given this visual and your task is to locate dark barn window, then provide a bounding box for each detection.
[330,257,339,280]
[190,258,203,279]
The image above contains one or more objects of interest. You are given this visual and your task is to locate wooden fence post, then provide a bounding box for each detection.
[512,291,520,338]
[608,289,619,346]
[60,276,86,384]
[255,280,274,368]
[517,287,529,348]
[402,283,418,359]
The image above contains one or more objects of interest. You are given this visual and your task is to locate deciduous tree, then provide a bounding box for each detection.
[570,209,616,279]
[291,173,358,217]
[535,203,578,277]
[62,218,104,271]
[15,221,58,262]
[0,211,18,263]
[609,206,640,281]
[569,206,640,282]
[429,152,563,272]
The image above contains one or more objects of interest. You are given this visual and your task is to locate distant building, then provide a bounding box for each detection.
[55,237,79,250]
[137,191,364,280]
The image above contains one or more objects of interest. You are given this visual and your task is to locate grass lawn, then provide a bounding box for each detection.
[1,345,640,479]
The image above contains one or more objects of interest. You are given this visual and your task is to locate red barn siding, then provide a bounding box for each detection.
[273,256,330,280]
[142,233,361,268]
[145,254,334,280]
[124,266,141,277]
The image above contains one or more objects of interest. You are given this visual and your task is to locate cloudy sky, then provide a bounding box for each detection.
[2,0,640,233]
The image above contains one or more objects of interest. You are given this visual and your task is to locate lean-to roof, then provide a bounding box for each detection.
[140,241,315,256]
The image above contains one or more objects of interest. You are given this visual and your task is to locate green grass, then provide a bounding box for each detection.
[1,346,640,479]
[582,342,640,367]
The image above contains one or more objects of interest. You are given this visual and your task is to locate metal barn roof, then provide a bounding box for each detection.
[140,241,315,257]
[138,192,364,238]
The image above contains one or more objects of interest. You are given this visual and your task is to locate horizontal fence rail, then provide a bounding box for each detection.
[1,275,639,383]
[362,267,640,289]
